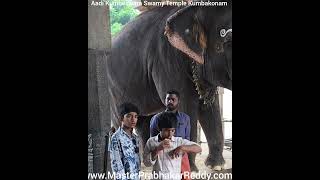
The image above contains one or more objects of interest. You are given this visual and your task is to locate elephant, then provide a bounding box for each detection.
[106,0,232,171]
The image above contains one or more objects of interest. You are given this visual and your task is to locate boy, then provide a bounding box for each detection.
[150,90,191,179]
[109,102,141,180]
[143,112,202,180]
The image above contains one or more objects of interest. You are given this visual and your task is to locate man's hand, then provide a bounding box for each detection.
[156,139,172,151]
[151,139,171,161]
[169,146,184,159]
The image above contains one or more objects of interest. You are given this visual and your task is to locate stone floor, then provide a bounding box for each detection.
[140,143,232,179]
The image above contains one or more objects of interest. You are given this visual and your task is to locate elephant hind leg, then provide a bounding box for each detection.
[135,115,153,147]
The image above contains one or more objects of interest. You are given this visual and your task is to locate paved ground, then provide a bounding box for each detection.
[140,143,232,179]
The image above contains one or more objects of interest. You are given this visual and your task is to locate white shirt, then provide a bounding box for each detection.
[143,135,198,180]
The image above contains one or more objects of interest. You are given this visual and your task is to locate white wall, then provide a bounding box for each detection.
[223,88,232,139]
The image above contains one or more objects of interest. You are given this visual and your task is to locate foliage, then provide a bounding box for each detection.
[111,23,123,36]
[109,0,139,37]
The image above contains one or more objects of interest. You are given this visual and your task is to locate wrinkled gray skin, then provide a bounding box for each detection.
[107,3,232,171]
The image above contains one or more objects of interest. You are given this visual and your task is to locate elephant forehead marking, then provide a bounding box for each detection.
[220,28,232,38]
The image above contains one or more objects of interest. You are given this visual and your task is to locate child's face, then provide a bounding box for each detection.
[121,112,138,129]
[160,128,175,139]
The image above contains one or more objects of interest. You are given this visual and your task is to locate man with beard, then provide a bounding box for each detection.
[150,90,191,180]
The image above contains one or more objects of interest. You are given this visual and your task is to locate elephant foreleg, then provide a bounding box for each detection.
[198,95,225,170]
[135,115,152,147]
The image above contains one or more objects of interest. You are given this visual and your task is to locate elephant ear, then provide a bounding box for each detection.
[164,6,207,65]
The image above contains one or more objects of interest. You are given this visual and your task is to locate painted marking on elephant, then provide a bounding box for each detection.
[165,25,204,64]
[220,29,232,38]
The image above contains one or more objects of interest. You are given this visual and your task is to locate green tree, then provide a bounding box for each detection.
[111,22,123,36]
[109,0,139,37]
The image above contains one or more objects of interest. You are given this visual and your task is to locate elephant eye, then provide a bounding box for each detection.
[185,28,190,35]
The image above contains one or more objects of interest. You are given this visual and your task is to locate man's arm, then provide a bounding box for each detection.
[150,147,162,161]
[169,139,202,159]
[143,139,157,167]
[150,115,160,137]
[181,139,202,153]
[178,144,202,153]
